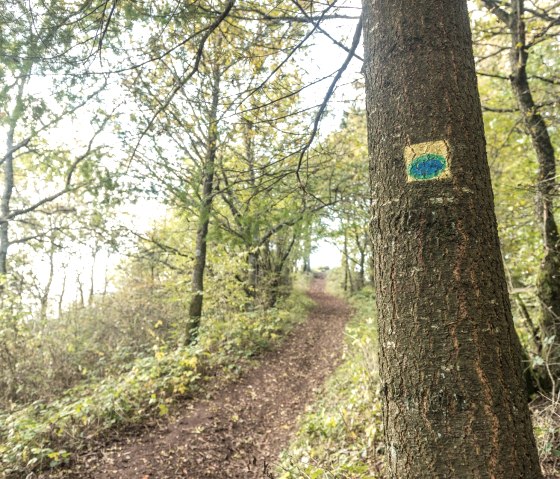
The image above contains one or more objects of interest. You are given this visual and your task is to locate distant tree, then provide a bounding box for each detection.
[0,2,114,279]
[319,108,370,291]
[215,99,321,307]
[121,2,313,338]
[477,0,560,387]
[363,0,542,476]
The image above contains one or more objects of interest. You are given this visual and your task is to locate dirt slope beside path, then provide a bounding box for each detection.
[44,276,350,479]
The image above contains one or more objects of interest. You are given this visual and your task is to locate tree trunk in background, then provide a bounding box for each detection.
[186,66,221,341]
[40,241,56,320]
[355,232,366,290]
[357,250,365,290]
[245,121,260,303]
[302,254,311,273]
[343,223,350,292]
[363,0,542,477]
[302,220,312,273]
[264,234,296,308]
[482,0,560,389]
[509,0,560,382]
[0,127,15,276]
[247,251,258,298]
[58,273,66,318]
[0,77,26,277]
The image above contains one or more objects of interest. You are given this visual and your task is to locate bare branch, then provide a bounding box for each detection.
[0,137,30,166]
[128,230,193,261]
[290,0,363,61]
[481,0,512,24]
[6,113,110,221]
[295,13,363,185]
[96,0,118,56]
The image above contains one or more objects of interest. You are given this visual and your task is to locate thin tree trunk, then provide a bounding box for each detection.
[357,250,365,290]
[89,247,98,306]
[58,272,66,318]
[482,0,560,388]
[187,66,221,341]
[0,78,26,277]
[266,234,296,308]
[363,0,542,477]
[247,251,258,298]
[40,241,56,320]
[102,256,109,297]
[0,136,14,277]
[355,232,366,290]
[343,224,349,292]
[244,120,260,303]
[302,220,312,273]
[77,274,85,308]
[509,0,560,374]
[303,256,311,273]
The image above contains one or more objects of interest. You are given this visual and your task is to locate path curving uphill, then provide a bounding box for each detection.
[43,276,350,479]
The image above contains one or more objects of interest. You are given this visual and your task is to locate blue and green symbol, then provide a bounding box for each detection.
[407,153,447,181]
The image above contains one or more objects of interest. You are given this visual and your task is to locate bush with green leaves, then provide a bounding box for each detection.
[0,284,311,477]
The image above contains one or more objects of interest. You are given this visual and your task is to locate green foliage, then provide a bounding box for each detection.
[0,281,311,477]
[278,277,384,479]
[0,346,200,475]
[2,1,560,477]
[198,285,313,365]
[0,274,182,407]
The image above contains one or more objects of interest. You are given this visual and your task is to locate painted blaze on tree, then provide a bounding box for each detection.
[408,153,446,180]
[405,140,450,181]
[362,0,542,477]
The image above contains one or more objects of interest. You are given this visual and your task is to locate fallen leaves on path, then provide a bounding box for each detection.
[42,277,350,479]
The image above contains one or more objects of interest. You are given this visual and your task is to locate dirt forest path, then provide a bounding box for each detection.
[44,275,350,479]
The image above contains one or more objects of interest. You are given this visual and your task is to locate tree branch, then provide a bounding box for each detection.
[129,0,235,162]
[481,0,512,24]
[295,13,363,186]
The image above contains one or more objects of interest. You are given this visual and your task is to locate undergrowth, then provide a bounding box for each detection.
[0,285,312,478]
[278,278,385,479]
[532,391,560,478]
[280,271,560,478]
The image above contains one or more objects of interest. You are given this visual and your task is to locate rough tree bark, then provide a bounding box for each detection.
[186,65,221,339]
[363,0,542,477]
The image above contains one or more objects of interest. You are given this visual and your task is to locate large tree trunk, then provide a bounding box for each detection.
[363,0,542,477]
[186,66,221,341]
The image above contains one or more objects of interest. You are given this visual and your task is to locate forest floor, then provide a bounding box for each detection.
[40,275,349,479]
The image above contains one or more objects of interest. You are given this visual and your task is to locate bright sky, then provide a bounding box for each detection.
[125,2,361,272]
[12,0,496,311]
[311,239,342,269]
[10,2,361,309]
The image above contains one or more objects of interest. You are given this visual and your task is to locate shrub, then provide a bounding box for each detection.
[0,283,311,477]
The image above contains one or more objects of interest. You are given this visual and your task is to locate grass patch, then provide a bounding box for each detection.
[532,394,560,478]
[281,274,560,478]
[278,284,385,478]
